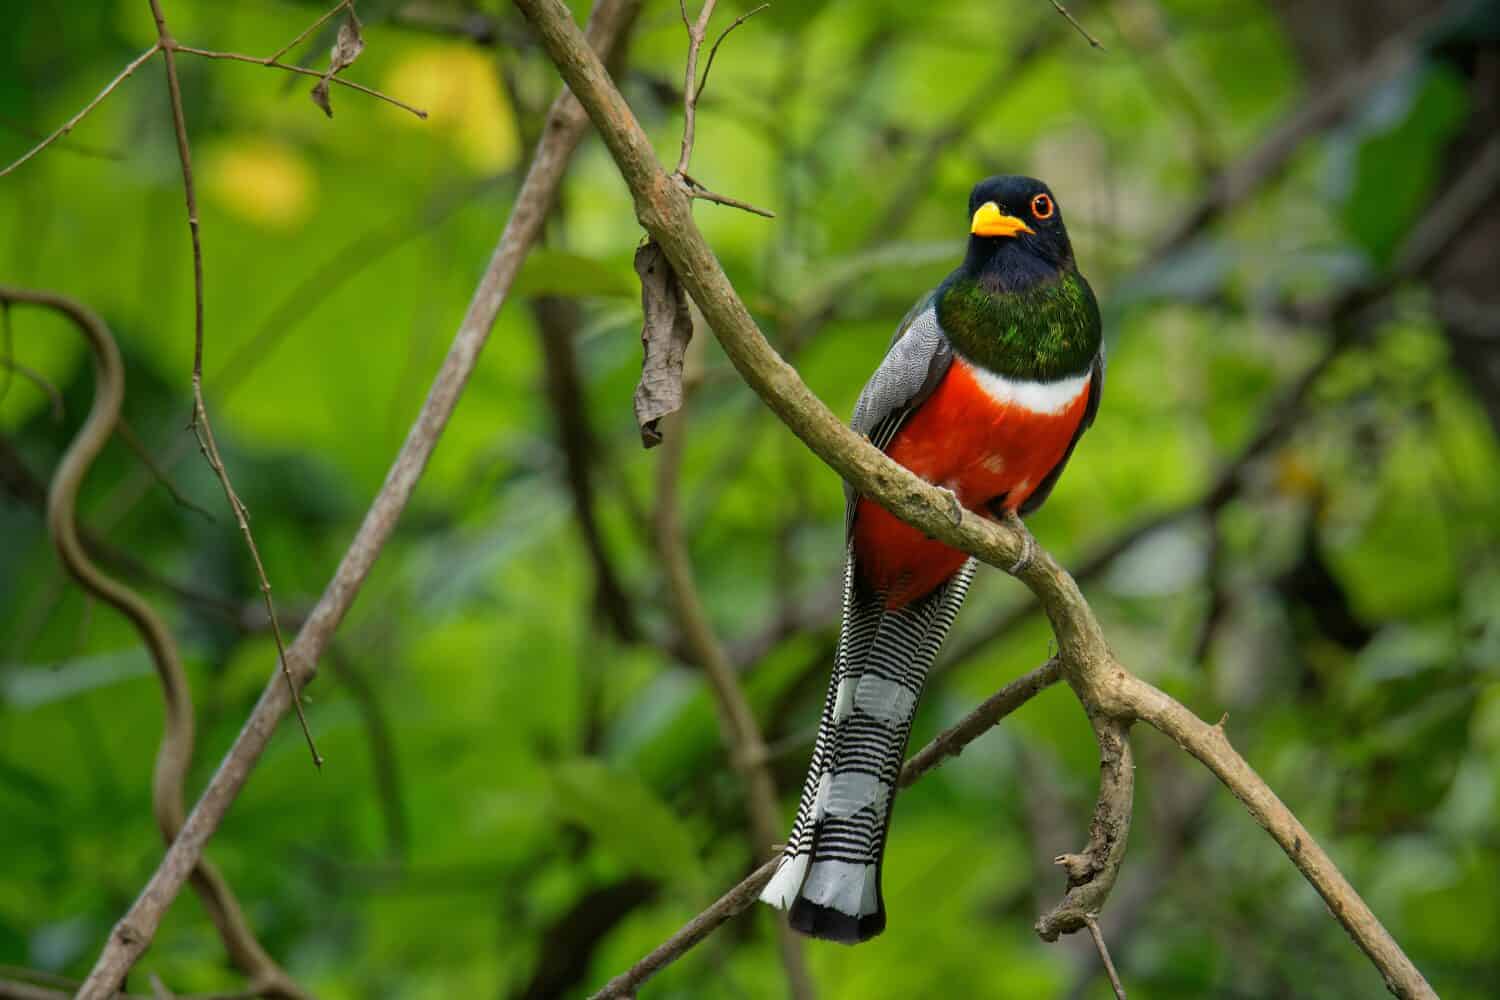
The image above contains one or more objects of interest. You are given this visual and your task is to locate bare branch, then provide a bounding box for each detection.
[674,0,717,176]
[1048,0,1106,49]
[899,658,1062,785]
[681,172,776,217]
[268,0,351,63]
[173,45,426,119]
[696,3,769,100]
[667,2,769,218]
[73,1,643,993]
[0,44,161,179]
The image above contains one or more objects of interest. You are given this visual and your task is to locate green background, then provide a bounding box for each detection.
[2,0,1498,997]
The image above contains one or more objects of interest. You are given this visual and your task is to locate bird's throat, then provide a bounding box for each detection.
[936,269,1100,382]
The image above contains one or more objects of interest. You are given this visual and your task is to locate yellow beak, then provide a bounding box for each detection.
[970,201,1034,238]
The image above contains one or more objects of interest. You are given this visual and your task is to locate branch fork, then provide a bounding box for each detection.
[669,2,773,218]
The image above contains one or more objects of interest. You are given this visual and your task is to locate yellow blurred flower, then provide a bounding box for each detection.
[382,44,520,172]
[204,138,317,231]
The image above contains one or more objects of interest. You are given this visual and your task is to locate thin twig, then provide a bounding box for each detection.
[681,173,775,218]
[74,2,643,993]
[0,44,161,179]
[88,172,506,547]
[268,0,351,63]
[898,658,1062,786]
[1084,913,1128,1000]
[674,0,718,176]
[695,3,768,100]
[667,0,772,219]
[0,357,63,421]
[146,0,322,768]
[174,45,427,119]
[1048,0,1106,49]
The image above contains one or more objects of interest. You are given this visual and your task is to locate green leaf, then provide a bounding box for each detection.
[1337,62,1469,264]
[549,758,705,889]
[0,648,152,709]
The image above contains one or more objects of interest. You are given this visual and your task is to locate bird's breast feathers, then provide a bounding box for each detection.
[851,355,1092,606]
[886,355,1092,499]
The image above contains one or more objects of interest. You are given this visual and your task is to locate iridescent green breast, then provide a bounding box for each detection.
[935,270,1101,381]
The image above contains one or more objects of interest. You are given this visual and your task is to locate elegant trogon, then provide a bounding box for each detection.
[760,175,1104,943]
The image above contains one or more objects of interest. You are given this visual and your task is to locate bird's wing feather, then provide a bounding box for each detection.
[844,294,953,536]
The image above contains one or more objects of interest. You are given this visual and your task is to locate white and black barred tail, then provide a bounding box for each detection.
[760,555,976,943]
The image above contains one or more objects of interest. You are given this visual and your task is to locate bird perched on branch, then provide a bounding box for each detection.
[761,175,1104,942]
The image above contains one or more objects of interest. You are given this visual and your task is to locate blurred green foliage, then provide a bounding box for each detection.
[2,1,1498,998]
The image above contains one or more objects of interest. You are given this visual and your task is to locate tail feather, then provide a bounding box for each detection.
[761,554,975,942]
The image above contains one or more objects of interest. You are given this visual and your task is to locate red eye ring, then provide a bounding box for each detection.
[1031,193,1055,220]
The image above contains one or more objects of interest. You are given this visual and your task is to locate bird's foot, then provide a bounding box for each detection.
[935,486,964,525]
[1004,509,1035,575]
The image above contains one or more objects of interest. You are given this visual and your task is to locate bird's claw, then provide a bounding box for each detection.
[1004,509,1035,575]
[936,486,964,525]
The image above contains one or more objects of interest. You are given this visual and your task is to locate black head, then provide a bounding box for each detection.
[962,175,1075,283]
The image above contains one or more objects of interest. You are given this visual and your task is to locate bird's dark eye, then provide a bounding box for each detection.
[1031,193,1055,220]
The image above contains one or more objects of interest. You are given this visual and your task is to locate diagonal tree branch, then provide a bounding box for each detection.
[510,3,1437,996]
[72,1,643,995]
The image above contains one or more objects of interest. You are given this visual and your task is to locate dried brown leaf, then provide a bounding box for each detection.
[329,15,366,72]
[632,240,693,448]
[310,14,365,118]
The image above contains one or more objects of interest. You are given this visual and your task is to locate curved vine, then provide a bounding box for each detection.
[0,285,307,999]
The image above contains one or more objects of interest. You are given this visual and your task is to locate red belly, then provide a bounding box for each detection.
[852,359,1090,607]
